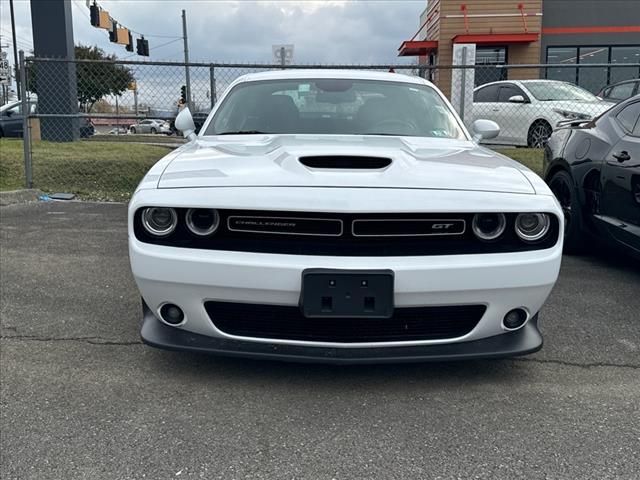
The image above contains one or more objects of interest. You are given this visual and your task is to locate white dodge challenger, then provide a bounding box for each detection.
[129,70,563,363]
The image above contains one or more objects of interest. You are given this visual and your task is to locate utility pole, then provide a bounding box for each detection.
[9,0,20,99]
[181,9,192,111]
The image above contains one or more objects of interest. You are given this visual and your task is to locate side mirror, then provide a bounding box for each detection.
[4,110,13,117]
[508,95,527,103]
[472,119,500,142]
[175,107,196,141]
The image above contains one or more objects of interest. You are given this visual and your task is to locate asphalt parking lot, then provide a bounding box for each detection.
[1,201,639,480]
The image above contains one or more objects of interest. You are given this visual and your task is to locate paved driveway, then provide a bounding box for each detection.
[1,202,639,480]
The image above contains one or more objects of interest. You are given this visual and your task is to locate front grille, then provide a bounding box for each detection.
[205,301,486,343]
[134,209,560,256]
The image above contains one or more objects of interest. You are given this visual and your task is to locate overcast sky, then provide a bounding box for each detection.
[1,0,425,65]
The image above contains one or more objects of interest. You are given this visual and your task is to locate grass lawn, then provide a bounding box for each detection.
[492,147,544,177]
[1,138,545,201]
[0,139,171,201]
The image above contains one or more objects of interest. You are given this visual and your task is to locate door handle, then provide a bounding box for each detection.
[613,151,631,162]
[491,108,500,112]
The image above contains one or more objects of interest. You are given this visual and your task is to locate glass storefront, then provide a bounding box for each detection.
[546,45,640,92]
[475,47,507,86]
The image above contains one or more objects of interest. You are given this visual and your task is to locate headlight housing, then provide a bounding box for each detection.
[515,213,550,242]
[553,109,590,120]
[141,207,178,237]
[472,213,506,241]
[186,208,220,236]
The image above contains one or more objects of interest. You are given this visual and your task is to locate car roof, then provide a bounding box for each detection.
[233,69,432,87]
[605,78,640,87]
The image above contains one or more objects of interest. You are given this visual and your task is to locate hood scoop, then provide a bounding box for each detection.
[299,155,392,169]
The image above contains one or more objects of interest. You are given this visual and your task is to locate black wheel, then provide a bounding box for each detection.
[150,127,157,134]
[548,169,584,253]
[130,127,137,134]
[528,121,552,148]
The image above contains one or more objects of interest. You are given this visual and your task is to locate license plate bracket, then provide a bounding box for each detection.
[300,269,394,318]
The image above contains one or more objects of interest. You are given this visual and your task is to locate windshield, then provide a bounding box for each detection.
[205,78,466,139]
[525,82,599,102]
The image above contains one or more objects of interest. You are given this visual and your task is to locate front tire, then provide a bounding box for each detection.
[528,121,552,149]
[548,169,584,253]
[130,127,137,134]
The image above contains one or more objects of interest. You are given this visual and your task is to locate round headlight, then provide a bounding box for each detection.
[472,213,506,241]
[141,207,177,237]
[186,208,220,236]
[515,213,550,242]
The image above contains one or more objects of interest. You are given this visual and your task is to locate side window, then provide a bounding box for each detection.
[473,85,499,103]
[497,85,526,102]
[609,83,635,101]
[616,102,640,135]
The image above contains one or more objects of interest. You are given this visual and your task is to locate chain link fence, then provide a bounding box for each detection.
[3,55,638,200]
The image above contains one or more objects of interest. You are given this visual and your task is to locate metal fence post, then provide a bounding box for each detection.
[19,50,33,189]
[209,65,216,109]
[459,47,467,124]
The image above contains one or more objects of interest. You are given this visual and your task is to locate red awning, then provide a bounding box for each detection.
[398,40,438,57]
[452,33,539,45]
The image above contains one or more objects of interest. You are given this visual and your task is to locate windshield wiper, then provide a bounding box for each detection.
[216,130,271,135]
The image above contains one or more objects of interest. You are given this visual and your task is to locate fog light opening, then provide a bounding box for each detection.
[159,303,185,325]
[503,308,528,331]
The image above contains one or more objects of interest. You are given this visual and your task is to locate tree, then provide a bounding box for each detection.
[28,44,135,112]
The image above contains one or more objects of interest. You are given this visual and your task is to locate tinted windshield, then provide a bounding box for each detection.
[205,78,466,139]
[525,82,599,101]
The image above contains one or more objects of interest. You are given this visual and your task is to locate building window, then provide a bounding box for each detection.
[546,47,577,84]
[475,47,507,86]
[610,46,640,84]
[578,47,608,93]
[546,46,640,93]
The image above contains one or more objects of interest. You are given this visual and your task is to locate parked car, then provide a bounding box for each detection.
[0,100,94,138]
[129,119,171,135]
[472,80,610,148]
[544,94,639,257]
[0,100,36,138]
[129,70,563,363]
[597,79,640,104]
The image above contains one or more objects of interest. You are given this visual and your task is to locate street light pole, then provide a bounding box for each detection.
[9,0,20,99]
[181,9,192,111]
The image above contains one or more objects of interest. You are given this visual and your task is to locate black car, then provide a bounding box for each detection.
[544,95,640,257]
[0,100,94,138]
[598,79,640,104]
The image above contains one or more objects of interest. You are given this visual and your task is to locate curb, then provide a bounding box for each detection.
[0,189,43,206]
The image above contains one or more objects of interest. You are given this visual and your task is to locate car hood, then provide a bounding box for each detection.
[157,135,536,194]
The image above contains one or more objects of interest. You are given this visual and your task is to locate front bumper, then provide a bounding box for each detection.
[141,304,542,363]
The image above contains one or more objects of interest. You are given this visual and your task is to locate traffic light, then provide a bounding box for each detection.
[109,21,117,43]
[90,4,100,27]
[136,36,149,56]
[180,85,187,104]
[126,32,134,52]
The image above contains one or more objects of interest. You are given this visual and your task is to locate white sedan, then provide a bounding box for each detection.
[129,119,171,135]
[471,80,611,147]
[128,70,563,363]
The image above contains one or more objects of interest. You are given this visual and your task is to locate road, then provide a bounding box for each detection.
[1,202,639,480]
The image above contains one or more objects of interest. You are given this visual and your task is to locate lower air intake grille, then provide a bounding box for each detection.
[205,302,486,343]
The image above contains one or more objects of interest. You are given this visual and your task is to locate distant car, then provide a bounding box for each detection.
[597,79,640,104]
[472,80,610,148]
[544,94,640,257]
[129,119,171,135]
[108,126,129,135]
[0,100,94,138]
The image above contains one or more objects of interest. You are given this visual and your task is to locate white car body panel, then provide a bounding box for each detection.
[129,69,564,361]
